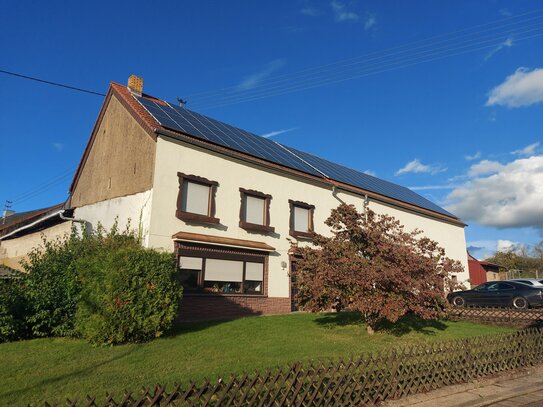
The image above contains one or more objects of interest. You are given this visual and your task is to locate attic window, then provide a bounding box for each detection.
[239,188,274,233]
[176,173,220,224]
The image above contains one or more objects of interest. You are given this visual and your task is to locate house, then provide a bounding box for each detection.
[467,252,502,287]
[3,75,470,320]
[0,204,72,271]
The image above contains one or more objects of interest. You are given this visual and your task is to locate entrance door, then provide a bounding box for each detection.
[290,260,298,311]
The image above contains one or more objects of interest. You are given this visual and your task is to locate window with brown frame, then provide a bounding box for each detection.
[239,188,274,233]
[177,243,266,295]
[289,200,315,238]
[176,172,220,224]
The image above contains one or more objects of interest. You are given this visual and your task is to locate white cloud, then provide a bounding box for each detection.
[486,67,543,108]
[364,14,376,30]
[497,239,517,252]
[260,127,298,139]
[465,152,481,161]
[300,6,320,16]
[512,142,540,157]
[331,1,359,22]
[499,8,512,17]
[395,159,446,176]
[52,142,64,151]
[467,239,519,260]
[239,59,286,90]
[484,36,514,61]
[467,160,504,177]
[363,170,376,177]
[445,155,543,229]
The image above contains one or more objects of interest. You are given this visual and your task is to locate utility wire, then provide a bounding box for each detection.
[184,8,543,101]
[191,24,543,107]
[0,69,106,97]
[188,11,543,109]
[10,167,76,206]
[191,26,543,109]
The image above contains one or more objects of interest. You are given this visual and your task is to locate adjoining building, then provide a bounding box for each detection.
[2,75,470,320]
[0,204,71,271]
[467,252,503,287]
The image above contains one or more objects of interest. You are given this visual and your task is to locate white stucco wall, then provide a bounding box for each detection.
[74,189,153,246]
[147,136,469,298]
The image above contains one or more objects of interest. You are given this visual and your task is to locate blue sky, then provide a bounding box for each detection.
[1,1,542,259]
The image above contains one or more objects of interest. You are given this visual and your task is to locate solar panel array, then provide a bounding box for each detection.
[137,96,457,219]
[137,97,322,177]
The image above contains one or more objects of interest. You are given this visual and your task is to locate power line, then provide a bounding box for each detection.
[0,69,106,97]
[184,8,543,102]
[9,167,76,208]
[191,25,543,110]
[187,11,543,109]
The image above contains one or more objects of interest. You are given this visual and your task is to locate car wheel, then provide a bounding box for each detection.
[512,297,528,309]
[452,296,465,307]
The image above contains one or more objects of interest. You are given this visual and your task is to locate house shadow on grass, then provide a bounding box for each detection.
[313,312,448,337]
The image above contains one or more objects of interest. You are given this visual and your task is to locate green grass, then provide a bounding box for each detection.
[0,313,513,405]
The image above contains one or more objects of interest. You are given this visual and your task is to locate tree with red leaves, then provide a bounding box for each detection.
[291,203,464,334]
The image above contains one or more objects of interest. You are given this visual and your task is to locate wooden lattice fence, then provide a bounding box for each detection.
[449,306,543,326]
[42,327,543,407]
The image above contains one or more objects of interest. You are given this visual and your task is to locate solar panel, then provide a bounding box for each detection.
[137,97,323,177]
[278,145,457,218]
[136,97,457,219]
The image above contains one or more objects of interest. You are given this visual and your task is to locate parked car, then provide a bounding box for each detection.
[507,278,543,287]
[448,281,543,309]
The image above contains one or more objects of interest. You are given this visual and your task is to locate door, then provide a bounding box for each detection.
[493,282,517,306]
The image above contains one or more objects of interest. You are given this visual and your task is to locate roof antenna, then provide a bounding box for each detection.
[176,97,187,108]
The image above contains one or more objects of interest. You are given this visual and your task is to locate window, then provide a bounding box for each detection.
[176,173,220,224]
[289,200,315,238]
[179,256,202,291]
[239,188,274,233]
[496,283,515,290]
[177,243,266,295]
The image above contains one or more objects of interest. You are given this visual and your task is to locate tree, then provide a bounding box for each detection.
[291,203,464,334]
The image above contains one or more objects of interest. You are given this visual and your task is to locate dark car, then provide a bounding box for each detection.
[448,281,543,309]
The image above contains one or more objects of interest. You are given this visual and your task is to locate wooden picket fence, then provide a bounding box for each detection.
[449,306,543,326]
[43,327,543,407]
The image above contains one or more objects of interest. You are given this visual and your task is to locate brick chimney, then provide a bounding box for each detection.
[127,74,143,96]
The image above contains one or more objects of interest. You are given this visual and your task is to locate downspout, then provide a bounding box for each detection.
[59,212,86,224]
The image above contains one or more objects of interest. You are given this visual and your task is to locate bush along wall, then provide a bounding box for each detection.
[75,247,182,344]
[0,222,182,345]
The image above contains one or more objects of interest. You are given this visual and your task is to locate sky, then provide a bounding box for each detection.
[1,0,542,260]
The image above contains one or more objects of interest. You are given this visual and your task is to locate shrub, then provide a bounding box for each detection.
[0,276,29,342]
[292,203,464,334]
[75,246,182,344]
[21,222,141,338]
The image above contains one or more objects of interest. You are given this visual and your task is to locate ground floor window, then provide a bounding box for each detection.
[176,242,266,295]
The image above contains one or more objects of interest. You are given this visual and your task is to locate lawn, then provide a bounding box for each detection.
[0,312,512,405]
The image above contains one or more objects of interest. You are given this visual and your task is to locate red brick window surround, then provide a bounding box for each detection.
[176,242,267,296]
[239,188,274,234]
[176,172,220,224]
[289,200,315,239]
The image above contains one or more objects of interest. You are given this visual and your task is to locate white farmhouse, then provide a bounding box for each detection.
[2,75,469,320]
